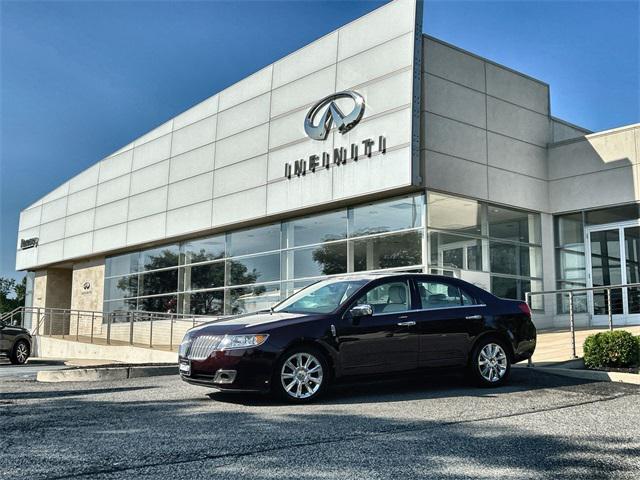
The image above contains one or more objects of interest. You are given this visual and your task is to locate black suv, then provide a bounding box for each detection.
[0,320,32,364]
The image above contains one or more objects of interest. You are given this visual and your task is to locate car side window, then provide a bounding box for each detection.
[354,281,411,315]
[416,280,476,310]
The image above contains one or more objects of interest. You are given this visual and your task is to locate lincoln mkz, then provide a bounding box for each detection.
[179,274,536,403]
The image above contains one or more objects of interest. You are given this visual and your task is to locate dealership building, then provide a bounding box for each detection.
[15,0,640,331]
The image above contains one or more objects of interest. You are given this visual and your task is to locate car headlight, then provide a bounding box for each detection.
[218,334,269,351]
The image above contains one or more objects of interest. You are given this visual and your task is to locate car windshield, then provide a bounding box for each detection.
[273,279,368,314]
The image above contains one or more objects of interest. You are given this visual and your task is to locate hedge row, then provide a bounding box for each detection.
[583,330,640,369]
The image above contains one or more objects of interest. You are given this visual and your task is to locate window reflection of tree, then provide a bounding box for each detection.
[311,243,348,276]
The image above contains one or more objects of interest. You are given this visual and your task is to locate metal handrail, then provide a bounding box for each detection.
[525,283,640,359]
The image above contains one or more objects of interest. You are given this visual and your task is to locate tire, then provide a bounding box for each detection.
[10,340,30,365]
[469,337,511,387]
[273,346,329,403]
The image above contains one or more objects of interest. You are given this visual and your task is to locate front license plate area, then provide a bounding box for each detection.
[179,361,191,376]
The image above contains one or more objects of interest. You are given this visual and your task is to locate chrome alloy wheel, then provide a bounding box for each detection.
[280,352,324,399]
[15,342,28,364]
[478,343,507,382]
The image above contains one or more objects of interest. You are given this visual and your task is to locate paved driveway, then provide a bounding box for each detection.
[1,369,638,479]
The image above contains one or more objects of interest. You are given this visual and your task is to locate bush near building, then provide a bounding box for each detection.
[583,331,640,369]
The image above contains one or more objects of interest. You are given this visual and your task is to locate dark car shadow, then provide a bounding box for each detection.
[205,367,599,407]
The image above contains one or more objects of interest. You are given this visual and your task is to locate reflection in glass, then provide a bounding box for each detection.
[141,245,179,271]
[181,235,225,264]
[104,298,137,314]
[429,232,482,271]
[227,284,280,315]
[181,291,224,316]
[625,227,640,314]
[183,262,225,291]
[488,205,540,244]
[226,254,280,286]
[427,192,482,236]
[555,213,584,248]
[106,252,140,277]
[491,276,538,304]
[490,242,542,278]
[141,269,178,296]
[138,295,178,313]
[350,195,422,237]
[106,275,138,300]
[228,224,280,257]
[288,211,347,247]
[590,229,623,315]
[353,231,422,272]
[292,243,348,279]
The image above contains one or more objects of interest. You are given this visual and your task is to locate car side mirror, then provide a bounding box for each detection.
[350,304,373,319]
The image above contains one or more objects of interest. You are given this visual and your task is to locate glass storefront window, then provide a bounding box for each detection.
[182,262,225,291]
[489,242,542,278]
[488,205,541,244]
[429,232,483,271]
[228,224,280,257]
[226,253,280,286]
[181,290,224,316]
[227,284,281,315]
[105,252,140,277]
[104,298,137,314]
[292,243,348,279]
[350,195,422,237]
[585,204,640,226]
[138,295,178,314]
[353,231,422,272]
[141,245,179,271]
[287,211,347,247]
[427,192,483,236]
[105,275,138,300]
[140,269,178,296]
[556,212,584,248]
[181,235,225,264]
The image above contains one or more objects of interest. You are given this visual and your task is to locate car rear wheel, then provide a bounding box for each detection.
[10,340,30,365]
[273,346,328,403]
[470,338,510,387]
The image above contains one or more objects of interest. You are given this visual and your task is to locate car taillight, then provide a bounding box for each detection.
[518,302,531,316]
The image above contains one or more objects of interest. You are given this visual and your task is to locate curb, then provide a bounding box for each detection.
[37,364,177,383]
[528,366,640,385]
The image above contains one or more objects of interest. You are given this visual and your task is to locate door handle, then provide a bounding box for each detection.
[465,315,483,320]
[397,321,416,326]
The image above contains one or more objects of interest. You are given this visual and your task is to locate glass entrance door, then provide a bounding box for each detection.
[587,223,640,325]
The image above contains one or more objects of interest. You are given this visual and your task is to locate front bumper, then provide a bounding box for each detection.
[179,347,276,392]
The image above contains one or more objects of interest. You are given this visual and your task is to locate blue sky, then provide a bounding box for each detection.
[1,0,638,280]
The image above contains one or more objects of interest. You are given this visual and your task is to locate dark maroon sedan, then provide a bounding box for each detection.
[179,273,536,403]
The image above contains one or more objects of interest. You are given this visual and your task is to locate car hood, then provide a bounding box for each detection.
[186,311,324,337]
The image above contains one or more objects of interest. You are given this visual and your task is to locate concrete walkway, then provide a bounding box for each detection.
[532,325,640,364]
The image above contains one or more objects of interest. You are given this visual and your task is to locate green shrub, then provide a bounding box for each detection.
[583,330,639,369]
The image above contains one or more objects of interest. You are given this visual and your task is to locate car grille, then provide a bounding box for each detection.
[187,335,223,360]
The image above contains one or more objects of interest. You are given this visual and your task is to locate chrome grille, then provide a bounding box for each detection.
[188,335,223,360]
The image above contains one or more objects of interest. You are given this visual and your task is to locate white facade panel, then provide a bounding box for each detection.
[133,120,173,147]
[99,149,133,183]
[215,124,269,169]
[170,116,216,157]
[129,160,169,196]
[19,206,42,230]
[94,199,129,230]
[41,197,68,223]
[167,172,214,210]
[97,175,131,206]
[128,186,168,221]
[126,213,166,246]
[213,155,267,198]
[423,37,486,92]
[212,186,267,227]
[266,167,333,215]
[424,113,487,164]
[93,224,127,253]
[424,74,486,128]
[216,93,271,140]
[166,200,213,237]
[37,240,64,266]
[487,97,550,147]
[270,65,336,118]
[37,220,64,244]
[488,167,549,212]
[168,144,215,183]
[486,64,549,115]
[68,164,100,194]
[173,95,218,130]
[132,134,172,171]
[63,232,93,259]
[488,132,547,180]
[424,150,489,200]
[272,32,338,89]
[218,66,273,111]
[66,186,97,216]
[65,210,95,237]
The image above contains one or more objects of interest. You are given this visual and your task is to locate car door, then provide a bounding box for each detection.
[336,278,420,376]
[413,278,486,368]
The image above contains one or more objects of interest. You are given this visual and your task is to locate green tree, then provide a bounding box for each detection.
[0,276,26,314]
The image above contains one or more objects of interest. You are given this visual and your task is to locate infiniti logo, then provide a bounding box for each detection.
[304,91,365,141]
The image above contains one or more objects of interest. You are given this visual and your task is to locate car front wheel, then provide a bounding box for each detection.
[273,346,328,403]
[470,338,511,387]
[10,340,30,365]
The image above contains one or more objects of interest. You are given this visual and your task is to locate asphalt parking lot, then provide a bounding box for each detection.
[1,368,639,480]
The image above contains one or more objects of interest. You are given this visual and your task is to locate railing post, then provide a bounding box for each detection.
[107,312,112,345]
[569,291,577,359]
[606,288,613,331]
[91,312,95,343]
[149,316,154,348]
[525,292,533,367]
[76,311,80,341]
[129,311,134,345]
[169,316,174,351]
